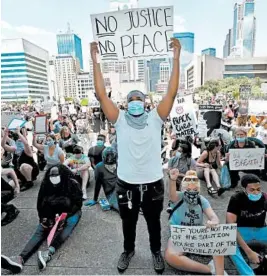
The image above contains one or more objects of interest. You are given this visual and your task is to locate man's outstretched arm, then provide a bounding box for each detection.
[91,42,119,123]
[157,38,181,121]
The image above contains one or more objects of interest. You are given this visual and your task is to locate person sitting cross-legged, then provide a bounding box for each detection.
[85,147,119,211]
[226,174,267,275]
[1,165,82,274]
[165,169,226,275]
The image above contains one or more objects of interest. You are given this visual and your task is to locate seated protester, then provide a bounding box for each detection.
[64,146,91,200]
[88,134,106,169]
[33,133,64,170]
[85,147,118,211]
[196,139,225,196]
[1,127,39,190]
[225,127,259,188]
[1,128,16,168]
[1,165,82,273]
[165,170,225,275]
[226,174,267,275]
[59,126,79,157]
[168,143,196,190]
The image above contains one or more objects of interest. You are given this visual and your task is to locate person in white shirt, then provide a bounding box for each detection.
[90,38,181,274]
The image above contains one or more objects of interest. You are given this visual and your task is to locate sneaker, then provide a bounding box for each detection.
[1,255,23,274]
[208,260,228,275]
[152,251,165,274]
[1,208,20,226]
[37,250,52,270]
[117,251,135,273]
[82,190,87,200]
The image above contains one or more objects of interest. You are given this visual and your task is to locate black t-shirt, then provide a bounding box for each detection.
[227,191,266,227]
[88,146,105,168]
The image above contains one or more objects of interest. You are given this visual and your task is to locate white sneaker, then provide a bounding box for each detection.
[208,260,228,275]
[82,190,87,200]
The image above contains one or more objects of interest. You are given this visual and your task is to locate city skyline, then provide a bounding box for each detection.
[1,0,267,72]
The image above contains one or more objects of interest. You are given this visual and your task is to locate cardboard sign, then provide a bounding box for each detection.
[170,95,197,138]
[1,111,22,127]
[229,148,265,170]
[69,104,76,115]
[91,6,173,61]
[7,118,27,130]
[198,105,222,137]
[34,115,47,134]
[239,85,251,100]
[171,224,237,256]
[248,100,267,116]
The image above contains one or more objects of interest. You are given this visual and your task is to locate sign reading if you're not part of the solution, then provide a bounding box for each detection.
[171,224,237,256]
[91,6,173,61]
[229,148,265,171]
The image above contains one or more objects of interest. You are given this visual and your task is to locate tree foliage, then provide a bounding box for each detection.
[197,77,263,99]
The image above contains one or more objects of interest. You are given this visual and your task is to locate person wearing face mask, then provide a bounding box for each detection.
[225,127,260,188]
[1,127,39,190]
[85,147,119,211]
[197,139,225,196]
[33,133,64,170]
[65,146,91,200]
[88,134,106,169]
[226,174,267,275]
[91,38,181,273]
[59,126,79,157]
[1,165,82,273]
[165,170,225,275]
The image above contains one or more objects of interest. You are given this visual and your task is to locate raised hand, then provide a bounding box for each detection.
[90,42,99,64]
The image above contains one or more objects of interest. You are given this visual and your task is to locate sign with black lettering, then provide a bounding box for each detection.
[229,148,265,170]
[239,85,251,100]
[171,224,237,256]
[1,111,22,127]
[198,105,222,137]
[91,6,173,61]
[170,95,197,138]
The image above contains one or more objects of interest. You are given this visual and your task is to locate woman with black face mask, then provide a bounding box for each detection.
[1,165,82,273]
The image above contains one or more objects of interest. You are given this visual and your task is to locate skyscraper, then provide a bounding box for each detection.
[1,38,50,102]
[231,0,256,57]
[201,48,216,57]
[57,25,84,69]
[223,29,233,58]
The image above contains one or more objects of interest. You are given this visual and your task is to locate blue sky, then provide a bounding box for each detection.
[1,0,267,70]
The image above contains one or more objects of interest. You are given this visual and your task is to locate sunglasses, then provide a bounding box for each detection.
[183,177,199,183]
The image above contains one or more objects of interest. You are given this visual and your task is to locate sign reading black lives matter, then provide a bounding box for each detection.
[170,95,197,138]
[171,224,237,256]
[91,6,173,61]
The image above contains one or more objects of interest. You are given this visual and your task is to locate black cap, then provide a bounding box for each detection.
[49,166,59,176]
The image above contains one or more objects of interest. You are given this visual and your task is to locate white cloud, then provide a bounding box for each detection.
[174,15,187,32]
[1,20,54,36]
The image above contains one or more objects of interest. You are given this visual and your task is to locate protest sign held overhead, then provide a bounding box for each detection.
[170,95,197,138]
[239,85,251,100]
[91,6,173,61]
[34,115,47,134]
[171,224,237,256]
[248,100,267,116]
[197,105,222,137]
[1,111,22,128]
[229,148,265,170]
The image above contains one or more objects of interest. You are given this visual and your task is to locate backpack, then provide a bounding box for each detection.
[169,196,203,220]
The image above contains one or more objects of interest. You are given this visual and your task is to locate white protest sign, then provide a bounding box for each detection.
[1,111,22,127]
[69,104,76,114]
[82,106,87,113]
[91,6,173,61]
[248,100,267,116]
[170,95,197,138]
[229,148,265,170]
[197,105,222,137]
[171,224,237,256]
[8,118,27,130]
[34,116,47,134]
[43,102,53,113]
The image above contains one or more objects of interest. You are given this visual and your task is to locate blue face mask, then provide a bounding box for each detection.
[128,100,145,116]
[248,192,262,201]
[236,137,246,143]
[46,140,55,147]
[96,140,104,147]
